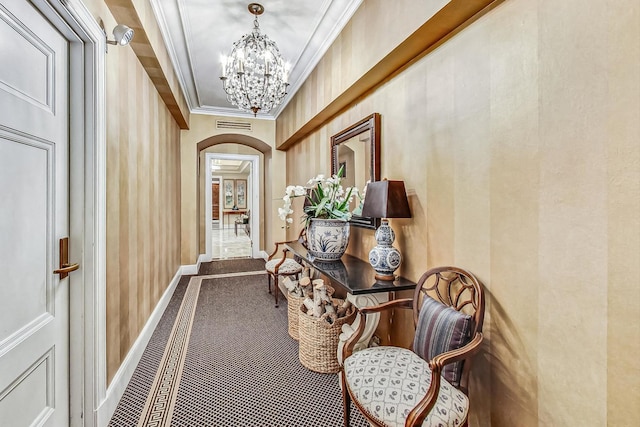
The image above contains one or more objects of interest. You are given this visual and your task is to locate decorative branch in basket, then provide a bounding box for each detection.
[307,279,352,325]
[284,276,353,325]
[283,275,314,298]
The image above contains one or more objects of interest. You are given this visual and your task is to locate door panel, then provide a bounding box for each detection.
[0,0,69,425]
[0,138,49,341]
[0,10,52,110]
[212,182,220,220]
[0,2,59,138]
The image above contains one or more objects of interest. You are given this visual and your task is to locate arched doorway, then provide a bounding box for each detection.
[205,152,259,259]
[197,134,272,260]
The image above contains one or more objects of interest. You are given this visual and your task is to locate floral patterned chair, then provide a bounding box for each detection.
[341,266,485,427]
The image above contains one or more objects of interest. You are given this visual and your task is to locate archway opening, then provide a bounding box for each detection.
[197,134,273,260]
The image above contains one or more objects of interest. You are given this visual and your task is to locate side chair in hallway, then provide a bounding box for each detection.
[265,229,306,307]
[340,266,485,427]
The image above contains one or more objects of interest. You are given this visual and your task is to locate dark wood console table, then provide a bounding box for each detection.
[284,241,416,295]
[285,241,417,362]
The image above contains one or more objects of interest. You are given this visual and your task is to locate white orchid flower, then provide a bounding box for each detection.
[281,169,360,223]
[277,207,289,220]
[307,174,325,186]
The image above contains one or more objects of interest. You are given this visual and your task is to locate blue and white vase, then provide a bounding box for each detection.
[306,218,351,261]
[368,219,402,280]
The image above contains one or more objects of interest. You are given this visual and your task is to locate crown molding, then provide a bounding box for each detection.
[150,0,363,120]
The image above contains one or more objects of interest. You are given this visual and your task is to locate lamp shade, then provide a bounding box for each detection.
[361,180,411,219]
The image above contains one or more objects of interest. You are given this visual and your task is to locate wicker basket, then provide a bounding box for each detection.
[298,299,356,373]
[288,283,335,341]
[287,291,306,340]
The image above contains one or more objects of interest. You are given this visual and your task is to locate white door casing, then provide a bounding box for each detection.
[205,153,261,259]
[0,0,70,425]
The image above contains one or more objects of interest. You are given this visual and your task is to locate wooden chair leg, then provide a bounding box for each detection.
[274,274,279,307]
[267,273,272,294]
[341,370,351,427]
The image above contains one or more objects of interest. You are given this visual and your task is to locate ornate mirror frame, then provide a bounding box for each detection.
[331,113,381,229]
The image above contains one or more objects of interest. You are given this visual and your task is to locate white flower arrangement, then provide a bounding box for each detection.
[279,166,360,227]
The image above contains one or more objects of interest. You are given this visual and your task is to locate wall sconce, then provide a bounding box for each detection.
[361,179,412,281]
[105,24,134,47]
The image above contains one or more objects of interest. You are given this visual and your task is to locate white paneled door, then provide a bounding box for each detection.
[0,0,71,425]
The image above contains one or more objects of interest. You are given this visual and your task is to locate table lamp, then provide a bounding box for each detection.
[361,179,411,280]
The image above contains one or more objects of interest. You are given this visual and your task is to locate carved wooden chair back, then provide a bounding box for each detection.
[411,266,485,392]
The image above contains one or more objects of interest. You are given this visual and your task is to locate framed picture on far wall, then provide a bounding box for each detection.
[236,179,247,209]
[223,179,235,209]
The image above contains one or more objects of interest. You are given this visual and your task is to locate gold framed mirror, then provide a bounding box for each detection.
[331,113,381,229]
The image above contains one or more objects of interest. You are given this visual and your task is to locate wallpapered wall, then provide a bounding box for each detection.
[103,29,182,384]
[180,114,285,265]
[278,0,640,425]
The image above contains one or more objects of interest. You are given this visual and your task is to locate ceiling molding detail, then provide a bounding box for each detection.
[106,0,190,129]
[270,0,363,118]
[277,0,500,150]
[149,0,199,109]
[149,0,363,120]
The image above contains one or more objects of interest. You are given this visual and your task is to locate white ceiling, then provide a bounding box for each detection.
[150,0,363,120]
[211,159,250,174]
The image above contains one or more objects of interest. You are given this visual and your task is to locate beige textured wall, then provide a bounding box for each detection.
[180,115,286,264]
[85,1,183,385]
[276,0,449,145]
[129,0,189,121]
[103,44,181,385]
[277,0,640,425]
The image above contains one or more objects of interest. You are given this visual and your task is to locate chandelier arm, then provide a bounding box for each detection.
[260,74,270,107]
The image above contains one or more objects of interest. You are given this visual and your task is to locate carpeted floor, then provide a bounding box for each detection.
[108,259,368,426]
[197,258,267,275]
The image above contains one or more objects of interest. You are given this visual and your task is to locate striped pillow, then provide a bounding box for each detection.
[412,296,472,387]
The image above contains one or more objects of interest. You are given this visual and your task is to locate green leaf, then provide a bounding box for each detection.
[335,187,353,211]
[314,198,328,217]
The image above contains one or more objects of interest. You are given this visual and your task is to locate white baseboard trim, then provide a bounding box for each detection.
[181,253,210,275]
[95,267,182,426]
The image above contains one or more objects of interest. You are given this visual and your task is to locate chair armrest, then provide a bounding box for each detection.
[268,241,290,260]
[430,331,484,371]
[269,247,294,274]
[342,298,414,360]
[405,332,484,426]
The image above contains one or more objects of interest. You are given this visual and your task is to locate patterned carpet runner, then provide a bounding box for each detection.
[136,279,201,427]
[108,259,367,426]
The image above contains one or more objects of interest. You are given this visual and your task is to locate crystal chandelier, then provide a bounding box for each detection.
[220,3,289,116]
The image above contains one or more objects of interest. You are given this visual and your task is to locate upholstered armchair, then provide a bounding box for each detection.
[265,229,306,307]
[341,266,485,427]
